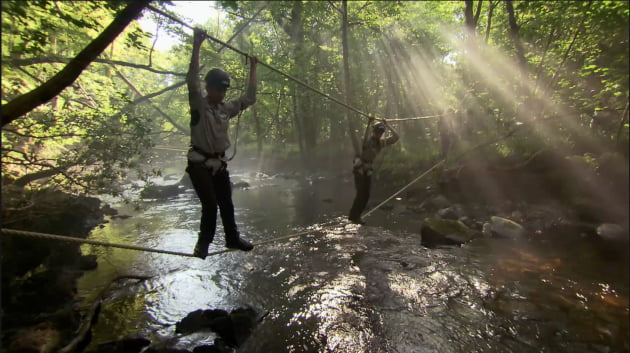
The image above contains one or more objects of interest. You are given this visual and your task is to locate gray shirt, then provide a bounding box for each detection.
[359,134,398,170]
[187,75,256,155]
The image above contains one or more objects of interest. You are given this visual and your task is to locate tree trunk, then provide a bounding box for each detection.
[473,0,483,27]
[253,103,263,156]
[464,1,476,35]
[615,102,629,146]
[13,166,67,187]
[342,0,360,155]
[484,1,498,44]
[1,0,150,127]
[505,0,527,76]
[292,84,305,154]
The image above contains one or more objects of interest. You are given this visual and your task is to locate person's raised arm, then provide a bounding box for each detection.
[383,118,399,146]
[187,28,205,116]
[363,117,375,144]
[227,56,258,117]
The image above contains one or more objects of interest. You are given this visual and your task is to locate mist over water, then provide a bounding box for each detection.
[77,157,628,352]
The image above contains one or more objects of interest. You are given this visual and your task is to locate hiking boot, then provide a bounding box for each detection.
[348,217,366,225]
[193,241,210,259]
[226,237,254,251]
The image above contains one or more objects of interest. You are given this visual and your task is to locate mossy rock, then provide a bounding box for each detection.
[423,217,476,238]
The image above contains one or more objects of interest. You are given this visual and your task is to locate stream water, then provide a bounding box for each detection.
[77,163,629,352]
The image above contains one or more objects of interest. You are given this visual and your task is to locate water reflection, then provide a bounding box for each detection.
[77,168,628,352]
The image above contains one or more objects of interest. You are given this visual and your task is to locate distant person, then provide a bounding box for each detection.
[348,118,399,224]
[186,28,258,259]
[437,109,455,158]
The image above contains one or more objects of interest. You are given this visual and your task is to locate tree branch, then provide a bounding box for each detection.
[218,4,268,53]
[110,65,188,135]
[4,56,186,77]
[2,0,151,127]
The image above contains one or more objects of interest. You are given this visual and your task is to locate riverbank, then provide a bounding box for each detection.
[1,187,115,352]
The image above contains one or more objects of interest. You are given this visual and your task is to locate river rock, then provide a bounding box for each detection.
[421,217,477,248]
[482,216,526,238]
[436,205,466,220]
[175,307,258,347]
[101,203,118,216]
[176,309,230,334]
[232,181,250,189]
[192,345,221,353]
[596,223,628,243]
[418,194,451,212]
[78,254,98,271]
[192,338,236,353]
[7,322,60,353]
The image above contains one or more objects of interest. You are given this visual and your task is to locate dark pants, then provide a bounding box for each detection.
[349,169,371,220]
[186,162,239,244]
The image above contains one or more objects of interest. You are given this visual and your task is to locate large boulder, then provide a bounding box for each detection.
[482,216,526,239]
[421,217,478,248]
[596,223,628,244]
[175,307,259,348]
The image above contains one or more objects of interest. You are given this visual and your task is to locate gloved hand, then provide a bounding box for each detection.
[204,158,223,175]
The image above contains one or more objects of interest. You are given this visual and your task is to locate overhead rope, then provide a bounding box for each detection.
[146,5,381,123]
[385,114,443,122]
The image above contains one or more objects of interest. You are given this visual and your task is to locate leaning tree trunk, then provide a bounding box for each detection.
[1,0,150,127]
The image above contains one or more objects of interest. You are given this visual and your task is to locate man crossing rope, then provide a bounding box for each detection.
[186,28,258,259]
[348,118,399,225]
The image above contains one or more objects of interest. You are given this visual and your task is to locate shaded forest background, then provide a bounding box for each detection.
[1,0,628,209]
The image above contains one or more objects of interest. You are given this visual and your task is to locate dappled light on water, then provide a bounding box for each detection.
[77,169,627,352]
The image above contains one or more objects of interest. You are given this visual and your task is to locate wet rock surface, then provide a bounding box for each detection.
[1,189,114,353]
[82,307,259,353]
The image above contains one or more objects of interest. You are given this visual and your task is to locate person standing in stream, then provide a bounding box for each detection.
[348,118,399,225]
[186,28,258,259]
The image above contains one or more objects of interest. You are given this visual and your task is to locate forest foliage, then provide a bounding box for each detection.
[1,0,628,197]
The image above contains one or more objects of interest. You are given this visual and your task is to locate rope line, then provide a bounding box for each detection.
[146,5,380,123]
[1,215,344,260]
[385,114,443,122]
[1,228,196,257]
[363,159,445,218]
[1,228,322,258]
